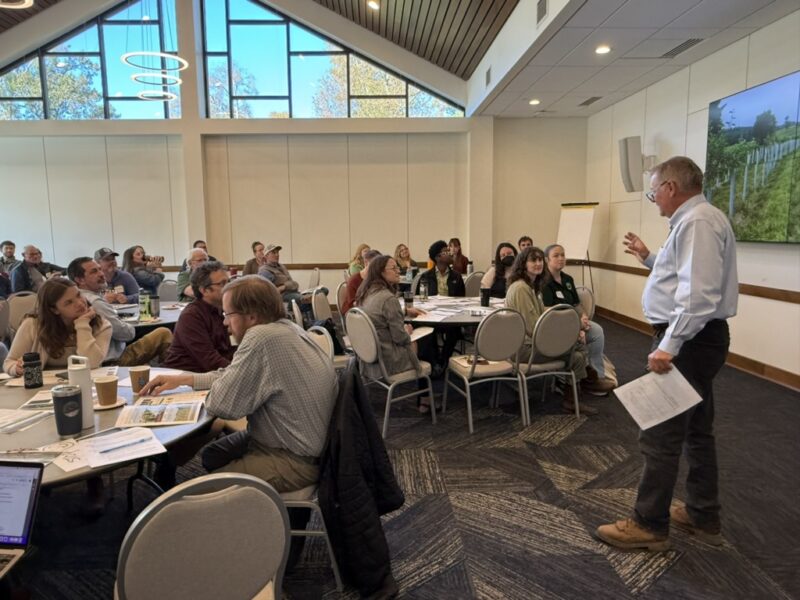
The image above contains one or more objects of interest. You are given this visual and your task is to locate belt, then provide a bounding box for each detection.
[651,322,668,334]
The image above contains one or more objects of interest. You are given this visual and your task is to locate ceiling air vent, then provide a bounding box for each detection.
[661,39,703,59]
[485,67,491,87]
[537,0,547,23]
[579,96,602,107]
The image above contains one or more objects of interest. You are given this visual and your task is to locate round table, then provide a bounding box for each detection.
[406,295,504,328]
[124,303,184,340]
[0,367,212,487]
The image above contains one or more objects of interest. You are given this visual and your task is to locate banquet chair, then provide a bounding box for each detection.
[575,285,595,319]
[311,287,333,321]
[0,298,9,344]
[442,308,526,433]
[335,281,348,331]
[157,280,179,302]
[519,304,583,422]
[346,308,435,437]
[307,325,350,370]
[463,272,485,297]
[291,299,305,329]
[410,271,424,295]
[7,292,37,342]
[300,267,320,295]
[115,473,290,600]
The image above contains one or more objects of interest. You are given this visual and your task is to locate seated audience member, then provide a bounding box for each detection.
[243,241,267,275]
[257,244,304,306]
[176,247,209,302]
[420,240,466,297]
[163,261,234,372]
[95,247,139,304]
[342,249,382,315]
[480,242,517,298]
[4,278,111,375]
[505,247,597,415]
[180,240,216,271]
[448,238,469,274]
[542,244,615,395]
[348,243,371,276]
[140,276,338,493]
[0,240,20,274]
[69,258,172,366]
[10,245,65,293]
[393,244,417,275]
[355,255,432,412]
[0,276,8,299]
[122,245,165,296]
[0,342,8,365]
[518,236,533,251]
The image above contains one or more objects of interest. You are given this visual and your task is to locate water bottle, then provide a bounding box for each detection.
[467,261,474,275]
[68,355,94,429]
[22,352,43,389]
[149,295,160,318]
[420,282,428,301]
[138,289,151,319]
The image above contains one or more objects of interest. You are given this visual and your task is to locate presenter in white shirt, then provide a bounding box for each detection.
[596,156,738,551]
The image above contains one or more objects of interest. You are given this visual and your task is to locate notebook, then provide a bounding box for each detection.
[0,461,44,579]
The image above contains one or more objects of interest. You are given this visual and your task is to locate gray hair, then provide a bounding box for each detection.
[186,247,208,264]
[651,156,703,194]
[190,260,225,299]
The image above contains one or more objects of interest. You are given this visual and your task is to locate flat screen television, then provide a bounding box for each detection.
[705,70,800,243]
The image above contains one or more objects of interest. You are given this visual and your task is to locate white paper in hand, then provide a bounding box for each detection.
[614,368,702,430]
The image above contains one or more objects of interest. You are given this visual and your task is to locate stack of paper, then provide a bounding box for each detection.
[115,391,206,427]
[0,409,52,433]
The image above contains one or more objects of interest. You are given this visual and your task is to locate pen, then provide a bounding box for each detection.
[98,437,149,454]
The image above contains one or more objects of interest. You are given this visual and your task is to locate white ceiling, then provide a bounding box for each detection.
[482,0,800,118]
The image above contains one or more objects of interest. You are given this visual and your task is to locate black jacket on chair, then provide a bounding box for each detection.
[318,359,404,598]
[420,266,465,297]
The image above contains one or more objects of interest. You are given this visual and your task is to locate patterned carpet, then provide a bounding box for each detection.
[15,317,800,599]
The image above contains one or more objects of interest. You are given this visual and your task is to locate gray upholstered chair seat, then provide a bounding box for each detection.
[386,360,432,384]
[519,359,567,374]
[448,357,513,378]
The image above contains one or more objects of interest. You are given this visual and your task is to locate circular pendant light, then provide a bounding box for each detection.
[131,72,182,86]
[136,89,177,102]
[121,51,188,72]
[0,0,35,8]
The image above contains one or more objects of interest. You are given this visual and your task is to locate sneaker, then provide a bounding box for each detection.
[596,518,670,551]
[670,503,723,546]
[581,377,616,396]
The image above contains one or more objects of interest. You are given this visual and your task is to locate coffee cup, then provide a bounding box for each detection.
[94,376,118,406]
[52,385,83,437]
[129,366,150,394]
[480,288,491,307]
[403,290,414,308]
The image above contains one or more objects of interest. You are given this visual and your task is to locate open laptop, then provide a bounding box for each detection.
[0,461,44,579]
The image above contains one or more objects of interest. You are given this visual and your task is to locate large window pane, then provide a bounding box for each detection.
[0,100,44,120]
[230,25,287,96]
[229,0,283,21]
[207,56,230,118]
[233,99,289,118]
[103,24,163,98]
[289,24,341,53]
[350,97,405,118]
[106,0,161,21]
[349,56,405,96]
[45,56,104,120]
[0,58,42,98]
[291,54,346,118]
[109,99,166,119]
[203,0,227,52]
[160,0,178,52]
[408,85,463,118]
[49,25,100,53]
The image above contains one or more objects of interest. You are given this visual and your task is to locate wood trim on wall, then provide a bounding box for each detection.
[568,259,800,305]
[595,306,800,392]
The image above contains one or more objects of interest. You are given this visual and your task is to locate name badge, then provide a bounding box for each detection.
[555,291,565,299]
[114,285,125,294]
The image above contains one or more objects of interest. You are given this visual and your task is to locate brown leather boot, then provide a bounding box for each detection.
[562,384,597,415]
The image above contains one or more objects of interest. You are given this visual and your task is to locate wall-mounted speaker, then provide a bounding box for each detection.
[619,136,643,193]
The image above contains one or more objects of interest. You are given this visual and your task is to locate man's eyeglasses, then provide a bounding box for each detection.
[646,180,669,202]
[222,311,239,319]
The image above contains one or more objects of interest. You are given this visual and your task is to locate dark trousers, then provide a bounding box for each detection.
[634,319,729,535]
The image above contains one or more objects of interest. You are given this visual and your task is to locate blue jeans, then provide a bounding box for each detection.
[633,320,729,535]
[585,320,605,377]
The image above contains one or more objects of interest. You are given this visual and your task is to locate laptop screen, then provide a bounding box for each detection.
[0,463,43,548]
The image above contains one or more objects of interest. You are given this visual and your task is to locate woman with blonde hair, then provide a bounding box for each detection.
[348,243,371,276]
[393,243,417,275]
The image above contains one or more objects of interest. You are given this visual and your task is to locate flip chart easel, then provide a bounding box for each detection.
[556,203,598,289]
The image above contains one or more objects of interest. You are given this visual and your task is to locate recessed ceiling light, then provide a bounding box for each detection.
[367,1,380,10]
[595,45,611,55]
[528,99,541,106]
[0,0,35,9]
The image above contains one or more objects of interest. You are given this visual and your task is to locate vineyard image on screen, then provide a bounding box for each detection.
[705,70,800,243]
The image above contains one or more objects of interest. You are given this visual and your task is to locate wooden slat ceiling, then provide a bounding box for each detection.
[312,0,521,80]
[0,0,62,35]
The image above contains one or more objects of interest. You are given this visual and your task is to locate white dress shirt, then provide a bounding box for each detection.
[642,194,738,355]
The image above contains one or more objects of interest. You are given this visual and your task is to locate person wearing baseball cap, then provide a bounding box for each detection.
[94,247,139,304]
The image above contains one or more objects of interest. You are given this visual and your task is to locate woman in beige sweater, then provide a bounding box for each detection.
[4,278,112,376]
[505,247,591,415]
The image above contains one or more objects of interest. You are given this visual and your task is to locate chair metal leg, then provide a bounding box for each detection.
[425,375,436,425]
[571,374,580,418]
[464,378,474,434]
[518,374,529,427]
[285,500,343,592]
[382,383,396,438]
[442,369,450,414]
[126,460,164,512]
[490,380,499,408]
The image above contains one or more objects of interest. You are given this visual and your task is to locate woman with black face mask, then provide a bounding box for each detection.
[480,242,517,298]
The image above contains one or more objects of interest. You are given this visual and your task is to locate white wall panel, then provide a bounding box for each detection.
[746,10,800,88]
[44,136,112,265]
[202,137,233,263]
[610,91,646,203]
[106,136,176,263]
[586,108,613,261]
[288,136,350,263]
[407,134,460,261]
[227,136,291,264]
[687,38,749,113]
[347,135,408,256]
[685,109,709,169]
[0,137,53,262]
[167,136,190,262]
[730,295,800,373]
